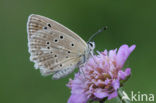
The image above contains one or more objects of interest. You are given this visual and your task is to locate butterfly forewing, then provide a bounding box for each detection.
[27,14,88,79]
[27,14,87,49]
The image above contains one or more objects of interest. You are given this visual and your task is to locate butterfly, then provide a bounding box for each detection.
[27,14,105,79]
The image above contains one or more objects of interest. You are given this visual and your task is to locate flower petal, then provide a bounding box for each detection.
[116,44,136,69]
[68,94,88,103]
[94,89,109,99]
[112,79,120,90]
[118,68,131,80]
[109,49,117,61]
[108,91,118,100]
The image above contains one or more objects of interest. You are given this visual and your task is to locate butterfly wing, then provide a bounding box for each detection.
[27,14,88,79]
[27,14,87,49]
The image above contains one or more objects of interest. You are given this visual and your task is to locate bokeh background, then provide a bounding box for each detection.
[0,0,156,103]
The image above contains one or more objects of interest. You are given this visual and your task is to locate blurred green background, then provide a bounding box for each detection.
[0,0,156,103]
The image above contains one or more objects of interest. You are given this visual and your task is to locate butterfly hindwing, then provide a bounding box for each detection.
[28,29,84,79]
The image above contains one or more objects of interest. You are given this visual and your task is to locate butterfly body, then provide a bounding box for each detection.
[27,14,95,79]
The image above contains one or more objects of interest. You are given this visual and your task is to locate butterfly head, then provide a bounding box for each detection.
[88,42,95,53]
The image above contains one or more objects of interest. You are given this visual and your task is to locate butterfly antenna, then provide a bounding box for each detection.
[88,26,108,42]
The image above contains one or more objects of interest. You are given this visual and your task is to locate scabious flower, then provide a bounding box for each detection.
[67,44,136,103]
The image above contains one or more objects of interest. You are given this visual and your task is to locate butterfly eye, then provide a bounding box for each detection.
[89,42,93,47]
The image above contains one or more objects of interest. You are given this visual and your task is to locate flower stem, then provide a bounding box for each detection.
[118,88,131,103]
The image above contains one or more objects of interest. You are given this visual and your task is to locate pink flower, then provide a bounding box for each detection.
[67,44,136,103]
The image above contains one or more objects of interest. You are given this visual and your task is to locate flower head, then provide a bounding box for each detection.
[67,44,136,103]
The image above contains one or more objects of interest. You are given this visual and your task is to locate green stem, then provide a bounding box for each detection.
[118,88,131,103]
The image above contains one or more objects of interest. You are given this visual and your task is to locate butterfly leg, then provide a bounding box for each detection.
[79,63,87,79]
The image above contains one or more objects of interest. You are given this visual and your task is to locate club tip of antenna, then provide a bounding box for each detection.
[103,26,108,30]
[98,26,108,32]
